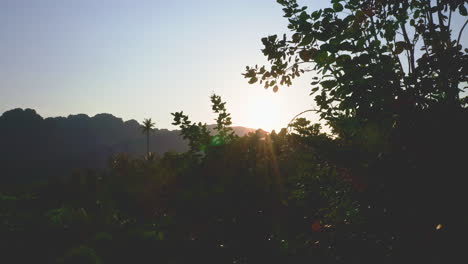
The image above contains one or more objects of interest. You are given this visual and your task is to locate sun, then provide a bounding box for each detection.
[243,91,284,132]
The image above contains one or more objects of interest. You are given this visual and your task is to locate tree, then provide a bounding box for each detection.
[244,0,468,128]
[171,111,210,153]
[140,118,155,157]
[172,94,237,153]
[210,94,237,145]
[244,1,468,261]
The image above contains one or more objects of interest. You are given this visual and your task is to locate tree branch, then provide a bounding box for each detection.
[457,18,468,47]
[400,23,415,73]
[287,109,321,133]
[436,0,451,47]
[448,8,452,31]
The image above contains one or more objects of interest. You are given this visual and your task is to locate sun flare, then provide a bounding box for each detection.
[243,92,284,132]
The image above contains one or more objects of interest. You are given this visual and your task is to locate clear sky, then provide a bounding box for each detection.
[0,0,331,132]
[0,0,466,131]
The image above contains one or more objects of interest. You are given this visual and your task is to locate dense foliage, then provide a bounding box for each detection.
[1,0,467,263]
[0,109,254,182]
[3,92,467,263]
[1,95,363,263]
[245,0,467,119]
[242,0,468,262]
[0,109,188,182]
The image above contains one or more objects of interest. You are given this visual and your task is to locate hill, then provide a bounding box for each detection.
[0,108,255,182]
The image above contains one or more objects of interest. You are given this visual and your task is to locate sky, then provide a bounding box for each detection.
[0,0,466,132]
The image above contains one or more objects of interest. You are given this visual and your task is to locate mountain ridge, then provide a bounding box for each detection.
[0,108,256,182]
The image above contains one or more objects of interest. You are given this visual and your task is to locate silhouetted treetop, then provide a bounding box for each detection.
[0,108,255,182]
[245,0,468,123]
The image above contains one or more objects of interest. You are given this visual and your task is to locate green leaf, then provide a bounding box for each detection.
[310,87,320,95]
[355,10,366,23]
[394,41,406,55]
[311,10,321,20]
[333,3,344,12]
[357,53,371,65]
[460,5,467,16]
[299,34,314,46]
[299,50,311,61]
[315,50,329,64]
[356,39,366,49]
[414,10,421,19]
[321,80,338,89]
[248,77,258,84]
[336,54,351,65]
[339,42,354,51]
[292,33,301,43]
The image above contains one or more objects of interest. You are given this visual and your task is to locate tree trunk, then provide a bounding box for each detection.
[147,132,150,157]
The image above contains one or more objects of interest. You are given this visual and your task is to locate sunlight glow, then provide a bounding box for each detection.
[243,91,284,132]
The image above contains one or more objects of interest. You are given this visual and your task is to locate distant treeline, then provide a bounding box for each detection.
[0,108,254,182]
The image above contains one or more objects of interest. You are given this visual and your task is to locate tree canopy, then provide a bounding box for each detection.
[2,1,468,263]
[244,0,468,125]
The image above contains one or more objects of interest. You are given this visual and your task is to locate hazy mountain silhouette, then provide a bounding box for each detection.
[0,108,255,182]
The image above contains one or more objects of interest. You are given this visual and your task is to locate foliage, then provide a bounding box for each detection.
[58,245,102,264]
[0,94,373,263]
[244,0,468,262]
[172,94,237,153]
[289,117,323,137]
[2,97,467,263]
[140,118,155,134]
[210,94,237,145]
[244,0,468,125]
[141,118,156,157]
[1,1,467,263]
[0,109,190,182]
[171,111,211,153]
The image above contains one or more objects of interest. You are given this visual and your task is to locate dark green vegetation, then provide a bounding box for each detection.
[141,118,156,158]
[0,95,365,263]
[242,0,468,262]
[2,0,468,263]
[0,109,253,183]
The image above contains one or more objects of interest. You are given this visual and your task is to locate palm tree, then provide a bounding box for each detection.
[141,118,155,158]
